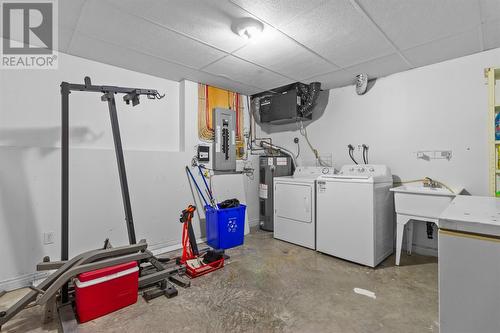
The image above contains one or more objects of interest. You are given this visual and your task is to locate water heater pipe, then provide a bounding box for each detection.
[259,141,297,171]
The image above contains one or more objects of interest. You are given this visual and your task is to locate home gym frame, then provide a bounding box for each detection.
[0,77,189,332]
[60,76,163,258]
[60,76,167,302]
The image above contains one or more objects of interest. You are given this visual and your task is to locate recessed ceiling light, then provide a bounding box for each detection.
[232,18,264,40]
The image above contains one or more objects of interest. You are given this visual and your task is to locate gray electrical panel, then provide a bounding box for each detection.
[259,155,293,231]
[212,108,236,171]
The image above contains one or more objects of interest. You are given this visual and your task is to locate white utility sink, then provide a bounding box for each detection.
[390,185,461,219]
[390,185,463,266]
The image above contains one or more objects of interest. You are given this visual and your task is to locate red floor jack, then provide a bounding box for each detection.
[178,205,225,278]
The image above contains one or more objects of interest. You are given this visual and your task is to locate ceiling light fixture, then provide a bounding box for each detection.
[232,18,264,40]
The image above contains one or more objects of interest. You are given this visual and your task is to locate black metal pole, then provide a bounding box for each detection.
[58,77,161,258]
[187,221,199,256]
[105,93,137,244]
[60,82,70,303]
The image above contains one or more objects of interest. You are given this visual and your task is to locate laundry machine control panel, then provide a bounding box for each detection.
[293,166,335,177]
[334,165,392,182]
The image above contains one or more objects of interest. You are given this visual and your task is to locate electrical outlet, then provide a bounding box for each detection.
[43,232,55,245]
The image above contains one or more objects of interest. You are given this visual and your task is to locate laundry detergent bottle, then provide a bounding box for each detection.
[496,113,500,140]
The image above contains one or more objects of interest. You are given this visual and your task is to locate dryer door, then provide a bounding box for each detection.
[274,181,315,249]
[275,182,312,223]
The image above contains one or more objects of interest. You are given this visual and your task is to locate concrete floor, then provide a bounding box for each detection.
[1,229,438,332]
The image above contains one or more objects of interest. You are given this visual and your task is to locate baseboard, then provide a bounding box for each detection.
[149,237,207,256]
[248,218,260,227]
[0,240,207,292]
[0,271,50,292]
[404,243,438,257]
[150,219,258,255]
[2,224,258,291]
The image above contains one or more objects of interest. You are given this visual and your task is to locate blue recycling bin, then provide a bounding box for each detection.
[205,204,246,250]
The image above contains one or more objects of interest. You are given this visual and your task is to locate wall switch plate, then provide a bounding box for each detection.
[43,232,55,245]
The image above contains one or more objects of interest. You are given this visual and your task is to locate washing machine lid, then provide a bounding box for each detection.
[319,165,392,183]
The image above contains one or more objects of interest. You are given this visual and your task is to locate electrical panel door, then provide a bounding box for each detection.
[212,108,236,171]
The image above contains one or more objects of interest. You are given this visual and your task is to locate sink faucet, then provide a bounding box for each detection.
[423,177,439,188]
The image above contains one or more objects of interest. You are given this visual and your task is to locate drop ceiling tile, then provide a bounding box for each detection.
[203,55,291,90]
[105,0,247,53]
[229,0,327,27]
[306,69,357,90]
[345,53,411,79]
[233,27,338,80]
[479,0,500,22]
[58,27,74,53]
[76,0,226,69]
[358,0,481,50]
[402,28,482,68]
[483,20,500,50]
[59,0,86,30]
[280,1,393,67]
[68,32,189,81]
[194,73,262,95]
[68,33,260,95]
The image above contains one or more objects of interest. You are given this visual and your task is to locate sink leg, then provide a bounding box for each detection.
[396,215,410,266]
[407,222,414,255]
[396,222,404,266]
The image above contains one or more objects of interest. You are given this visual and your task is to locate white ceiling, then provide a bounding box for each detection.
[59,0,500,94]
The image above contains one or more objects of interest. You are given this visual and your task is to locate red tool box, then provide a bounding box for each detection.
[75,261,139,323]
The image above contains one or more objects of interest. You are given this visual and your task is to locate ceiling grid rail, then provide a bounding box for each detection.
[67,29,264,93]
[477,0,486,51]
[348,0,414,67]
[101,0,295,82]
[65,0,88,52]
[228,0,342,69]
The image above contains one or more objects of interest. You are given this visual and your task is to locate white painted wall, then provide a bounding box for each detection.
[258,47,500,256]
[0,49,259,290]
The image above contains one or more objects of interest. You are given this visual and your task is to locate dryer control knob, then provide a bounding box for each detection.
[359,167,365,172]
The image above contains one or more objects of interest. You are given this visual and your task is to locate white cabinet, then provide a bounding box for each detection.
[439,196,500,333]
[439,230,500,333]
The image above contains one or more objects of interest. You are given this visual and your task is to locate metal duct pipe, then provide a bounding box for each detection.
[260,141,297,171]
[298,82,321,118]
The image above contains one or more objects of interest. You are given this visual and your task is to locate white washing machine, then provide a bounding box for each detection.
[273,166,335,249]
[316,165,394,267]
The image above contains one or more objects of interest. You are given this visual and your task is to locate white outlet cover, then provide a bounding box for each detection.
[43,232,55,245]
